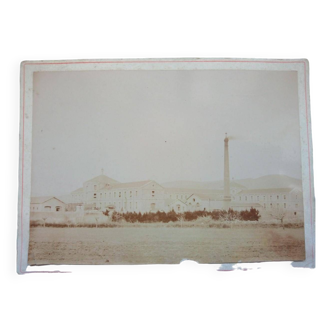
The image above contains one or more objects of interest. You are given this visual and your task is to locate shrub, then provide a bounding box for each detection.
[112,211,123,222]
[102,209,110,216]
[239,207,261,221]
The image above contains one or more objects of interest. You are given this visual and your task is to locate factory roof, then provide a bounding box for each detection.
[229,181,247,188]
[165,188,224,195]
[237,187,301,195]
[30,196,66,204]
[109,180,154,189]
[84,174,119,185]
[95,180,157,191]
[71,187,84,194]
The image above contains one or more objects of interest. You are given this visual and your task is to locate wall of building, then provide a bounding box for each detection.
[76,181,167,213]
[235,191,303,211]
[30,198,66,213]
[68,176,304,217]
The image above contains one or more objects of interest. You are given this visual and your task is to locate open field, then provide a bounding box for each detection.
[28,226,305,265]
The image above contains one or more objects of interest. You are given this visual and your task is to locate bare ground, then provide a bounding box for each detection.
[28,226,305,265]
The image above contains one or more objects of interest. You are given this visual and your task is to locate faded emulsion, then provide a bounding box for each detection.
[18,59,314,269]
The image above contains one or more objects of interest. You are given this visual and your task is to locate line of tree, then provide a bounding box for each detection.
[106,208,261,223]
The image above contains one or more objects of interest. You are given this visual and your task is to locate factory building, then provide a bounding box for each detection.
[31,134,304,218]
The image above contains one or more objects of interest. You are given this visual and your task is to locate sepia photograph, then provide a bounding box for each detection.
[18,59,314,269]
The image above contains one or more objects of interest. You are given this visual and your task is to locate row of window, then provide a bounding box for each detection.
[92,190,139,199]
[239,194,294,202]
[75,192,299,203]
[262,203,299,209]
[92,190,157,199]
[263,203,287,209]
[31,206,62,211]
[98,201,139,209]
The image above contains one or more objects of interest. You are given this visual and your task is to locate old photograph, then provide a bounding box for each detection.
[18,59,314,268]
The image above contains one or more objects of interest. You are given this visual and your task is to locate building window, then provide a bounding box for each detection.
[151,203,156,210]
[270,203,273,208]
[100,193,102,198]
[56,206,61,212]
[284,203,286,208]
[284,195,286,200]
[119,192,121,198]
[130,191,132,198]
[193,198,196,202]
[277,195,279,200]
[245,196,247,201]
[152,190,155,197]
[239,196,242,201]
[93,193,96,199]
[270,195,272,200]
[136,191,138,197]
[124,191,127,197]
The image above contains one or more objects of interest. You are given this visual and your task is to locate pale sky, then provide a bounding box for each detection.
[31,69,302,196]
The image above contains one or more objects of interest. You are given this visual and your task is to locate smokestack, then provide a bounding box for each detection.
[223,133,231,210]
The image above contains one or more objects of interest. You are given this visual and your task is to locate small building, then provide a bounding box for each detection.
[30,196,66,212]
[165,198,188,213]
[186,193,224,211]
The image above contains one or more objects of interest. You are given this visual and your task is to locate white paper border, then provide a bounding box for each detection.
[17,58,315,274]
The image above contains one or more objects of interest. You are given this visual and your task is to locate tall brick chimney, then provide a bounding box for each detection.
[223,133,231,210]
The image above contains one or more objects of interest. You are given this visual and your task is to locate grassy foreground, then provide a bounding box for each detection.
[30,216,304,229]
[28,226,306,265]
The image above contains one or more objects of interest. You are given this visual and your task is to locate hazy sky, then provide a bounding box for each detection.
[31,69,301,196]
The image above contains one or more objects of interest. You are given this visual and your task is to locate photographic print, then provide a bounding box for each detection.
[17,59,315,272]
